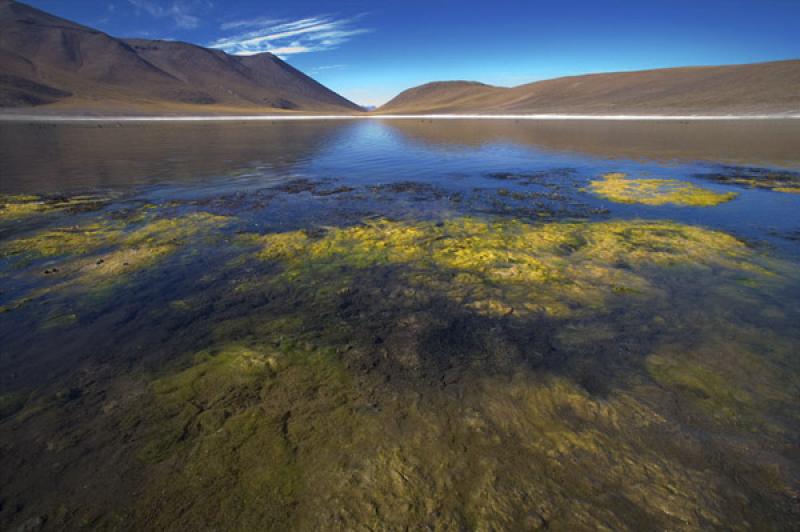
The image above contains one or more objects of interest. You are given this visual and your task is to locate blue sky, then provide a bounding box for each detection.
[25,0,800,106]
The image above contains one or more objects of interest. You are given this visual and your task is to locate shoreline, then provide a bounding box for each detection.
[1,113,800,123]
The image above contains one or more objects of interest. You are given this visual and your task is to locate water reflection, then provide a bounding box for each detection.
[0,121,352,192]
[2,119,800,194]
[383,118,800,166]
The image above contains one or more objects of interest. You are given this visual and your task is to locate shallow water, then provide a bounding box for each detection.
[1,119,800,530]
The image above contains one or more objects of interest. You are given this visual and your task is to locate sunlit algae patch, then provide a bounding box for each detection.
[588,172,738,206]
[0,193,110,222]
[0,210,229,311]
[241,217,774,318]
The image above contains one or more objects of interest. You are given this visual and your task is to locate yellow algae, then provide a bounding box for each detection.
[0,223,124,260]
[245,217,776,318]
[0,196,48,220]
[588,172,738,206]
[704,172,800,194]
[251,230,310,261]
[122,212,229,247]
[1,210,228,263]
[0,194,108,221]
[1,211,230,313]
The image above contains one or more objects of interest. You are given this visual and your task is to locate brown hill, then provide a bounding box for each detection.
[378,61,800,115]
[0,0,361,113]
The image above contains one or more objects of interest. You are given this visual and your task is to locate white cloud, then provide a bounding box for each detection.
[220,17,281,31]
[208,15,370,58]
[128,0,201,29]
[311,64,347,73]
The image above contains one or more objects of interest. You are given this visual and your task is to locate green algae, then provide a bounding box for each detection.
[588,172,738,206]
[130,341,371,530]
[0,392,27,420]
[242,217,775,318]
[2,192,800,530]
[647,355,754,424]
[333,376,734,530]
[138,345,275,463]
[126,333,754,530]
[645,322,800,434]
[140,349,786,529]
[3,218,798,530]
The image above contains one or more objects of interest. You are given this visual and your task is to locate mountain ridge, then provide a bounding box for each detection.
[378,60,800,115]
[0,0,362,113]
[2,0,799,116]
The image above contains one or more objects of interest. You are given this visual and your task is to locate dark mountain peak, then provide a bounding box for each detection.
[1,0,95,32]
[0,1,361,113]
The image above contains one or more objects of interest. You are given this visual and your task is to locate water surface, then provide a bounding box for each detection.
[1,119,799,530]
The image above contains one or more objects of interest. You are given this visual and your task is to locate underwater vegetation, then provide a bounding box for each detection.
[1,178,800,530]
[696,166,800,194]
[0,208,229,313]
[242,216,775,318]
[0,194,110,222]
[587,173,738,206]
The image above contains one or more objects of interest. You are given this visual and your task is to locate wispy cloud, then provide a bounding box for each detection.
[127,0,201,29]
[220,17,281,31]
[208,15,370,58]
[310,64,347,73]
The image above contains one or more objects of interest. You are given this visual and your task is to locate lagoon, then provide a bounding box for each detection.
[1,118,800,530]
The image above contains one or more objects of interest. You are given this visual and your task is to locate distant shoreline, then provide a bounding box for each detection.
[1,113,800,122]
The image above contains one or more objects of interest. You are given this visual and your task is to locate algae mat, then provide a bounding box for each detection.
[2,120,800,531]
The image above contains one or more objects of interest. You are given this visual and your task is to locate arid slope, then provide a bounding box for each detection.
[378,61,800,115]
[0,0,362,114]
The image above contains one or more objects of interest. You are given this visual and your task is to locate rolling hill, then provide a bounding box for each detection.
[0,0,362,113]
[378,61,800,115]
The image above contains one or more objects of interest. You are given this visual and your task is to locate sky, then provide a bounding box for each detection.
[24,0,800,107]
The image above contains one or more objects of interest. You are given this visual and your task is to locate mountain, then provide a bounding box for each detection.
[378,61,800,115]
[0,0,362,113]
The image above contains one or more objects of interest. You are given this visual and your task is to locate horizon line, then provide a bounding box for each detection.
[1,113,800,123]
